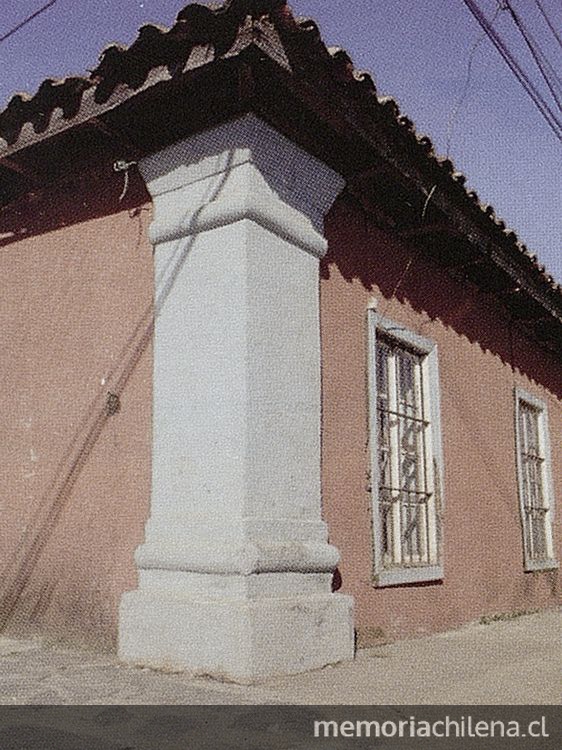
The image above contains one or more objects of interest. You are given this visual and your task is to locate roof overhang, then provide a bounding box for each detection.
[0,0,560,357]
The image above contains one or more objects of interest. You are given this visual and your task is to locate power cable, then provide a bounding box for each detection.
[533,0,562,49]
[0,0,62,46]
[462,0,562,143]
[446,3,505,157]
[506,1,562,111]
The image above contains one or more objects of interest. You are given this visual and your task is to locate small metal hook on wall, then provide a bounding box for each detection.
[113,159,138,202]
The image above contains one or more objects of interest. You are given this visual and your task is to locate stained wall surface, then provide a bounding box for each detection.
[321,199,561,645]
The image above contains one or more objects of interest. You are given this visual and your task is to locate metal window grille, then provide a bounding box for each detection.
[517,400,550,562]
[376,338,439,570]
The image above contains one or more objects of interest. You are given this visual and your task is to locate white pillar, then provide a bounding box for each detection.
[118,115,354,681]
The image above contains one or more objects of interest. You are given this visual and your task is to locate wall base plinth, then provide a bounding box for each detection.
[118,589,354,683]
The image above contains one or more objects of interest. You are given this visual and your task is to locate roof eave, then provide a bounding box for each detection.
[0,23,560,357]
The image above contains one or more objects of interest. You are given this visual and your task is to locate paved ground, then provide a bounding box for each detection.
[0,609,560,705]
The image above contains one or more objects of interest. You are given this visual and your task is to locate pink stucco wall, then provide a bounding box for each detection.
[0,172,559,650]
[0,172,153,649]
[321,199,561,645]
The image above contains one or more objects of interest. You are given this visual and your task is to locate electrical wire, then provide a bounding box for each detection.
[462,0,562,143]
[446,3,504,157]
[0,0,62,45]
[533,0,562,50]
[470,0,562,126]
[506,1,562,111]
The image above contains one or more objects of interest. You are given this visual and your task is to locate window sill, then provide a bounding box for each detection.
[524,558,559,573]
[375,565,444,588]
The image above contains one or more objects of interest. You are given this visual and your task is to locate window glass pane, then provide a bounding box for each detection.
[379,489,393,563]
[376,344,390,407]
[379,446,391,488]
[525,407,540,455]
[397,351,417,417]
[531,510,547,558]
[376,346,391,490]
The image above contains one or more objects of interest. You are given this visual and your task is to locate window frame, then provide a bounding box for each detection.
[368,312,445,587]
[514,387,558,572]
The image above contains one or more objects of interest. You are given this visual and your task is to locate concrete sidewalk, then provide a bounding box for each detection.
[0,609,560,705]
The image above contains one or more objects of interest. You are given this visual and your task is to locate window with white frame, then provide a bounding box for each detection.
[369,314,444,586]
[515,388,557,571]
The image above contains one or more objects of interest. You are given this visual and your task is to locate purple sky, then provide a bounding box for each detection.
[0,0,560,280]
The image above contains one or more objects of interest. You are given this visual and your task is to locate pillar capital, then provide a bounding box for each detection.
[140,114,345,255]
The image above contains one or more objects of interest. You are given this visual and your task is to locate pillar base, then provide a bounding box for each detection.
[118,589,354,683]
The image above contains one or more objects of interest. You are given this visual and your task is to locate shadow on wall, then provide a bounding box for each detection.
[0,167,150,249]
[0,153,237,645]
[322,197,561,400]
